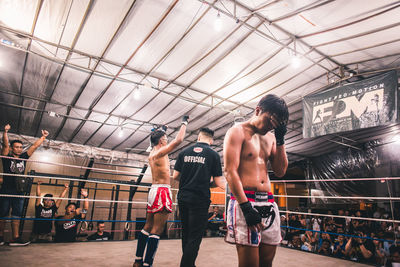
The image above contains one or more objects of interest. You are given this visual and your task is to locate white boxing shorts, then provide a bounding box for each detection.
[147,184,173,213]
[225,191,281,246]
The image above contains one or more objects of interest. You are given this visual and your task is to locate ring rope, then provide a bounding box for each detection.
[281,210,400,224]
[0,193,227,208]
[0,155,148,177]
[0,172,178,191]
[283,225,400,244]
[0,194,149,205]
[274,194,400,201]
[0,217,397,244]
[0,173,228,194]
[272,176,400,183]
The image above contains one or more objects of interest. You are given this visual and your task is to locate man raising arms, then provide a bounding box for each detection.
[133,116,189,267]
[0,124,49,246]
[223,94,289,267]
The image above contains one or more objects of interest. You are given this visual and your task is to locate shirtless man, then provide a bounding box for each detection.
[223,94,289,267]
[133,116,189,267]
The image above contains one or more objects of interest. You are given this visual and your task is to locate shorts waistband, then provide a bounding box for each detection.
[231,191,274,203]
[151,184,171,189]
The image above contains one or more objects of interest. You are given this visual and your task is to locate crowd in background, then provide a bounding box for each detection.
[280,207,400,266]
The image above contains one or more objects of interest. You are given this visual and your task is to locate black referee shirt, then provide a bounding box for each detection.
[174,142,223,206]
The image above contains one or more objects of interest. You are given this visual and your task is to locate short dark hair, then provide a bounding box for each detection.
[199,127,214,138]
[65,202,77,209]
[150,130,166,146]
[97,221,105,226]
[43,193,54,198]
[257,94,289,125]
[10,140,23,147]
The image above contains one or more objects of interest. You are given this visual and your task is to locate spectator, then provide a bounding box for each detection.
[280,215,288,244]
[344,210,351,233]
[87,221,112,241]
[372,234,386,266]
[345,229,375,263]
[324,216,336,233]
[289,235,301,249]
[318,239,333,256]
[207,206,223,237]
[54,188,89,242]
[288,214,302,241]
[334,209,345,230]
[333,235,346,258]
[388,245,400,267]
[318,232,333,251]
[0,124,48,246]
[311,216,322,238]
[31,181,69,242]
[301,231,316,252]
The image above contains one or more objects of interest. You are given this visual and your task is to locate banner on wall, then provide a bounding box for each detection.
[303,71,398,138]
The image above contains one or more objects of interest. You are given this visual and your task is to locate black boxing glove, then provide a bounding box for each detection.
[274,123,287,146]
[181,115,189,125]
[239,201,261,226]
[161,125,168,132]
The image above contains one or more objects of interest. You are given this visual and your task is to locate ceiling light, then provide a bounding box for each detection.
[133,88,141,100]
[291,56,301,68]
[48,111,56,117]
[393,135,400,144]
[118,127,124,138]
[214,12,222,32]
[41,154,50,162]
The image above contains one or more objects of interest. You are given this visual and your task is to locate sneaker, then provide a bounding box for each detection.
[0,236,4,246]
[9,237,31,246]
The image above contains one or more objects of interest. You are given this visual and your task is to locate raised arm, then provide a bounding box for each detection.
[35,180,42,206]
[2,124,10,156]
[152,116,188,159]
[55,183,69,208]
[270,124,288,177]
[27,130,49,157]
[76,188,89,219]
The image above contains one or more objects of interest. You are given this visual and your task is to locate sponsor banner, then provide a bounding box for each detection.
[303,71,398,138]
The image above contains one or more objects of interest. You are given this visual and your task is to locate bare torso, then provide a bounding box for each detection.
[149,150,171,185]
[237,124,275,192]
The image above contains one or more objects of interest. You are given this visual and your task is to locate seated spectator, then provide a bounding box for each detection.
[288,235,301,249]
[54,189,88,242]
[324,216,336,233]
[311,216,322,239]
[333,235,346,258]
[318,232,333,250]
[344,210,351,233]
[87,221,112,241]
[280,215,288,244]
[388,245,400,267]
[334,209,345,230]
[372,233,386,266]
[207,207,223,237]
[318,239,332,256]
[300,232,315,252]
[287,214,302,241]
[31,181,69,242]
[345,228,375,263]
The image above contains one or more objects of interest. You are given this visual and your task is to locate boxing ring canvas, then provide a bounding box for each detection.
[0,238,369,267]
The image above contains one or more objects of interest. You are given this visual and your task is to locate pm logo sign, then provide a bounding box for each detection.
[303,71,398,138]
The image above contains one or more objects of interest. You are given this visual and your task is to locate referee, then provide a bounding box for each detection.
[173,127,225,267]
